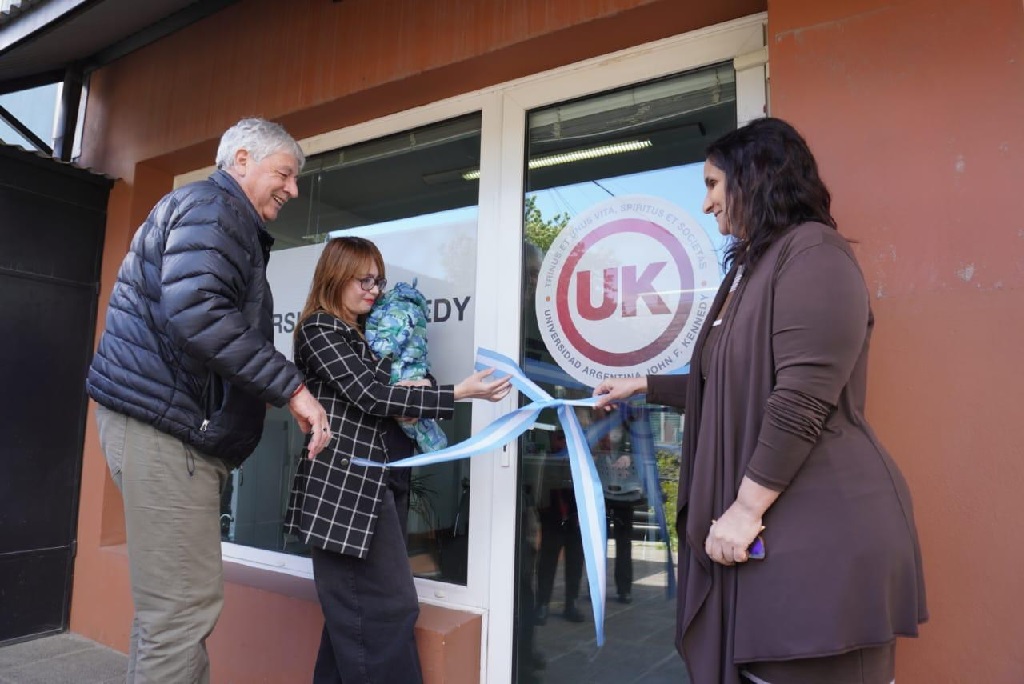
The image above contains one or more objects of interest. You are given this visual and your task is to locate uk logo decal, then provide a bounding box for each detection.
[535,195,718,386]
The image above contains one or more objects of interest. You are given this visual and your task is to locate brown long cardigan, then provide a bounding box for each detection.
[647,222,928,684]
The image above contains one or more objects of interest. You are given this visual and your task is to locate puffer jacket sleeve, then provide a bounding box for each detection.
[161,197,301,406]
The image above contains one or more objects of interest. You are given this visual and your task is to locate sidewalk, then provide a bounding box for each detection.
[0,633,126,684]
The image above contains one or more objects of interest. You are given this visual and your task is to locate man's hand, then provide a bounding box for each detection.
[288,386,331,459]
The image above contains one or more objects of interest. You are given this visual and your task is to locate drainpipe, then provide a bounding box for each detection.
[53,64,83,162]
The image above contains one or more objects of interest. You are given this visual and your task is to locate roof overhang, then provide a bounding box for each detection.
[0,0,240,95]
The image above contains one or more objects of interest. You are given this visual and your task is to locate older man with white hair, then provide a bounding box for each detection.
[87,118,330,683]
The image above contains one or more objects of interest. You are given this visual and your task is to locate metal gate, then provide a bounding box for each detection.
[0,145,111,644]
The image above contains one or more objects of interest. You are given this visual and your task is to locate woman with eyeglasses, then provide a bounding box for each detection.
[285,236,511,684]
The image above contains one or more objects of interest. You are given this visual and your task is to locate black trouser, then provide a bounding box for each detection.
[515,487,540,682]
[536,514,583,606]
[311,476,422,684]
[607,500,635,596]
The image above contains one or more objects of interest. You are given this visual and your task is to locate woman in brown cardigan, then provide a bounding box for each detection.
[595,118,927,684]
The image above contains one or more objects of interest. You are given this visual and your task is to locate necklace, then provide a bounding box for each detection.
[729,265,745,293]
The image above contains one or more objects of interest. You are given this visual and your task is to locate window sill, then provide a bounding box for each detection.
[221,552,318,603]
[98,543,318,603]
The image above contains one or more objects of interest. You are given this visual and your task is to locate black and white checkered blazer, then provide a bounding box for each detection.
[284,311,454,558]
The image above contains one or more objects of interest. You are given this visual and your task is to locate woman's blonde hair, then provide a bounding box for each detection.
[298,236,385,329]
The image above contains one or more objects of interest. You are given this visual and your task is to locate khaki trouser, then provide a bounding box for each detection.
[96,405,229,684]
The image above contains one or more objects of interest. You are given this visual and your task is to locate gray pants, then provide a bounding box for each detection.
[96,405,229,684]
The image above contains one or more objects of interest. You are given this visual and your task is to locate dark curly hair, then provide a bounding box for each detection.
[705,117,837,269]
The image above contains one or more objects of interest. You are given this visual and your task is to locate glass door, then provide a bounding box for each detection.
[478,15,767,683]
[513,63,735,684]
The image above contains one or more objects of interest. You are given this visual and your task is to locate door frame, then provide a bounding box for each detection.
[480,14,766,683]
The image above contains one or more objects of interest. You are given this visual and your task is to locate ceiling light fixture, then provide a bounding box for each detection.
[461,138,652,181]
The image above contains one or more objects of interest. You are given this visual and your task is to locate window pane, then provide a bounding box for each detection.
[222,113,483,586]
[0,84,58,150]
[515,65,735,682]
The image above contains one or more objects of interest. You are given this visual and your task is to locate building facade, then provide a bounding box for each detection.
[65,1,1023,682]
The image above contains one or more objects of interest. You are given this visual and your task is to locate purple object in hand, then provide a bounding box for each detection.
[749,536,766,560]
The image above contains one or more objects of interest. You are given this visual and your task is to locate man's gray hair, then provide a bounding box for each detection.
[216,117,305,171]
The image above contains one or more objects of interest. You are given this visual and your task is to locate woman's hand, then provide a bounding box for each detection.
[705,502,764,566]
[593,376,647,409]
[454,367,513,402]
[704,477,780,564]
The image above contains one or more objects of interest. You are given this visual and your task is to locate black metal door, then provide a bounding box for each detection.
[0,146,111,644]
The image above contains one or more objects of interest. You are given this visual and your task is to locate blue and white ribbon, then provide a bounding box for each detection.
[522,357,590,391]
[354,348,610,645]
[625,404,676,598]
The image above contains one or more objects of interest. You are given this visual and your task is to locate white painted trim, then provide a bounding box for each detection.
[462,89,508,625]
[734,46,769,71]
[735,45,769,125]
[490,17,765,113]
[174,164,213,187]
[737,63,768,125]
[480,87,531,684]
[221,541,313,578]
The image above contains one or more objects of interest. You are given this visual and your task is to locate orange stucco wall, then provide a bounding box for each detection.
[71,1,765,682]
[72,0,1022,681]
[769,0,1024,681]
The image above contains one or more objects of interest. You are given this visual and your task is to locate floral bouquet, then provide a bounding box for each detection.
[365,279,448,453]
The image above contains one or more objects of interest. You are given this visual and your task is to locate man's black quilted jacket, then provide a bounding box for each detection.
[87,170,302,465]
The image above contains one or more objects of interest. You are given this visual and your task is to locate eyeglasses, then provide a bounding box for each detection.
[354,275,387,292]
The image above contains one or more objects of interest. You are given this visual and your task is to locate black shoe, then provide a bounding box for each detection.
[616,592,632,604]
[563,600,586,622]
[534,604,549,626]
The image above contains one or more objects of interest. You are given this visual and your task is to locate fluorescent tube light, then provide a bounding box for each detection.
[461,139,652,181]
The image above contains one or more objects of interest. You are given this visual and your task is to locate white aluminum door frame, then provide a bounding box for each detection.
[480,14,766,684]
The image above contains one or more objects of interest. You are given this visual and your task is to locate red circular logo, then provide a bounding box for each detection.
[555,218,694,366]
